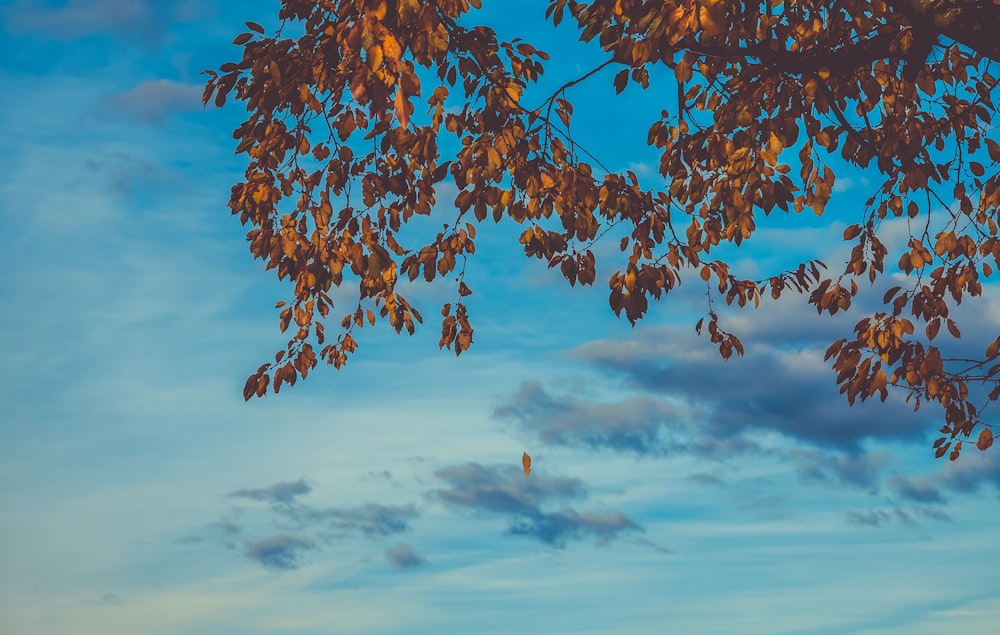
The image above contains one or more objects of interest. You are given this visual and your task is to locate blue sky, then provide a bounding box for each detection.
[2,1,1000,634]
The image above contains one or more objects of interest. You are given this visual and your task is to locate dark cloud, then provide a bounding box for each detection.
[4,0,211,42]
[229,479,311,505]
[296,504,419,538]
[632,537,675,555]
[913,506,952,523]
[103,80,202,124]
[846,508,914,528]
[506,508,641,547]
[891,475,946,504]
[432,462,640,548]
[689,472,724,486]
[938,452,1000,494]
[572,324,932,451]
[494,380,686,454]
[493,274,1000,510]
[736,492,794,521]
[497,320,960,504]
[434,462,586,514]
[845,504,954,528]
[82,150,163,197]
[385,543,428,569]
[494,295,941,465]
[215,519,240,536]
[221,480,420,570]
[567,275,1000,457]
[887,451,1000,506]
[791,449,888,492]
[494,295,988,503]
[680,434,765,459]
[244,534,315,571]
[228,479,417,537]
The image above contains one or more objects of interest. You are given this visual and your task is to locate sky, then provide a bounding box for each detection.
[1,1,999,634]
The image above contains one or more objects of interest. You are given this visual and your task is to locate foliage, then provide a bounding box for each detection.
[204,0,1000,458]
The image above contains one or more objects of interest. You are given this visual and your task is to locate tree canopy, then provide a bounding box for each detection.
[204,0,1000,459]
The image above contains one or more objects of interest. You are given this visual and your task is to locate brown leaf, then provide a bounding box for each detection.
[986,138,1000,162]
[977,428,994,451]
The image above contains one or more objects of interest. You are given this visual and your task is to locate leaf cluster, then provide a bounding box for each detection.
[205,0,1000,458]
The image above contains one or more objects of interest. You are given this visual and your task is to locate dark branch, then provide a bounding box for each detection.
[889,0,1000,62]
[673,31,900,78]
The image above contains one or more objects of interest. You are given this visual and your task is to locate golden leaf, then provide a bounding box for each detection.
[504,81,522,103]
[368,44,384,70]
[522,451,531,478]
[803,78,818,99]
[382,32,402,60]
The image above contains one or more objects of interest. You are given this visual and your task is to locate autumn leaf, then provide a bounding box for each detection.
[522,451,531,478]
[382,32,403,61]
[394,88,409,129]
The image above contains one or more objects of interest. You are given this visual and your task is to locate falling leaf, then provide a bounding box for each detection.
[522,451,531,478]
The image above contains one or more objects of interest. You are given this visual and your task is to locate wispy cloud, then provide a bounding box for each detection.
[791,449,889,493]
[229,479,312,505]
[101,79,203,124]
[220,480,420,570]
[506,509,641,547]
[494,380,685,454]
[432,462,641,547]
[891,475,947,504]
[433,462,586,514]
[295,504,420,538]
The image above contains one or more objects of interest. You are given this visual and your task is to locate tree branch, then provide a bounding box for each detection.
[888,0,1000,62]
[675,31,900,78]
